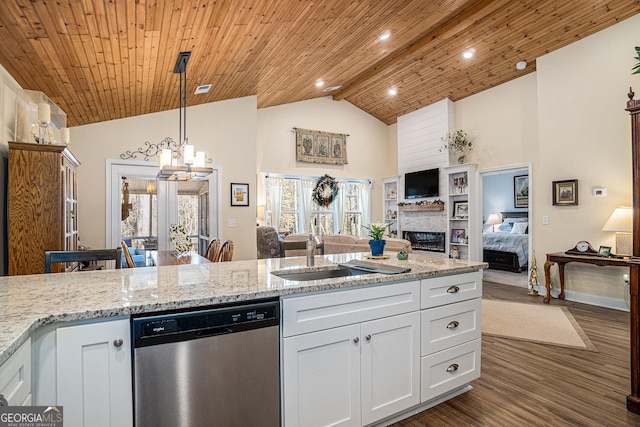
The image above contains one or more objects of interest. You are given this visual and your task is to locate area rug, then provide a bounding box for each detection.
[482,299,597,351]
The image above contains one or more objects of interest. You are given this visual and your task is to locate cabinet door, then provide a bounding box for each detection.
[57,319,132,427]
[283,324,361,427]
[0,338,31,406]
[360,312,420,425]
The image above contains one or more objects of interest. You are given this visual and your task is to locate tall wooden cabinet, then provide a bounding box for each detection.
[627,89,640,414]
[8,141,80,275]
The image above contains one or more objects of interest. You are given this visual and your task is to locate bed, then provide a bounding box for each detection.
[482,211,529,273]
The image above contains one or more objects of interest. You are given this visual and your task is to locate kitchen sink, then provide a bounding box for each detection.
[272,265,375,281]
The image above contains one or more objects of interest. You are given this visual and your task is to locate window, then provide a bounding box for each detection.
[265,176,370,236]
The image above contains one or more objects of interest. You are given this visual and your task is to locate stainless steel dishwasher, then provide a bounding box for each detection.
[131,298,280,427]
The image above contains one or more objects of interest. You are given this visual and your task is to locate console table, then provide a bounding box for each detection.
[543,252,630,304]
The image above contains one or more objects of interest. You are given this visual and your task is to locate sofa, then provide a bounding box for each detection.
[283,233,412,256]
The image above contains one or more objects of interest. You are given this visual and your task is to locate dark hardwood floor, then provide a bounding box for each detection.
[393,280,640,426]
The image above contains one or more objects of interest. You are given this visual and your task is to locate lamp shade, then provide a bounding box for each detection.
[486,213,501,225]
[602,206,633,232]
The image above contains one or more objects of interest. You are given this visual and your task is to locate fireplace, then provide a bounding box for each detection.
[403,231,446,253]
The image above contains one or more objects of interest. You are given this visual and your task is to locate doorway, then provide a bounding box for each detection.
[106,160,221,253]
[479,163,532,287]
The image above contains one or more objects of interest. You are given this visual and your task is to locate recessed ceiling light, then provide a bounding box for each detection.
[516,61,527,70]
[388,88,397,96]
[194,84,211,94]
[315,80,324,88]
[378,31,391,41]
[462,49,475,59]
[323,85,342,92]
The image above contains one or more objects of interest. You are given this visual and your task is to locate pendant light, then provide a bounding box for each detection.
[157,51,213,181]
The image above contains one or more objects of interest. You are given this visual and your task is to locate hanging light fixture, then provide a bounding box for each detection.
[157,51,213,181]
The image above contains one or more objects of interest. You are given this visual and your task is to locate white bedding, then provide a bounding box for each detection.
[482,231,529,267]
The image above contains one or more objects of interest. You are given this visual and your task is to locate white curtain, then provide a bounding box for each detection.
[300,178,314,234]
[336,181,348,234]
[358,182,371,238]
[267,176,283,232]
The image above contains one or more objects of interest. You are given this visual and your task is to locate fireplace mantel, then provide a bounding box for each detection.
[398,204,444,212]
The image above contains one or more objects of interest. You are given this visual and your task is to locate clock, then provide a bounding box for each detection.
[565,240,598,256]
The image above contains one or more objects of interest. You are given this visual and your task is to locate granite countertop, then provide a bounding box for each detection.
[0,252,486,365]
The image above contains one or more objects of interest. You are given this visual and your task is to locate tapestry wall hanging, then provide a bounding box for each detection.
[295,127,348,165]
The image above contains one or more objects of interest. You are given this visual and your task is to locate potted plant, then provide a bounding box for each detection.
[362,223,389,256]
[633,46,640,75]
[440,129,474,164]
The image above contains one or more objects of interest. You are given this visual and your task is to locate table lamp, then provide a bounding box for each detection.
[486,213,501,232]
[602,206,633,256]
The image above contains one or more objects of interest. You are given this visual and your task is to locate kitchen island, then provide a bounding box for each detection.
[0,252,485,426]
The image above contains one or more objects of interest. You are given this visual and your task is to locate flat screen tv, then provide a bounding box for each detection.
[404,168,439,199]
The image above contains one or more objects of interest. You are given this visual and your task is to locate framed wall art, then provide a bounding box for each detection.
[552,179,578,206]
[231,183,249,206]
[295,127,348,165]
[514,175,529,208]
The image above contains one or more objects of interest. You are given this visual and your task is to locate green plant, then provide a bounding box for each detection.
[439,129,474,153]
[362,223,389,240]
[633,46,640,75]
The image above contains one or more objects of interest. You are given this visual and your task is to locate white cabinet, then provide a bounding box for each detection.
[57,318,132,427]
[420,271,482,403]
[383,177,399,238]
[282,281,421,427]
[444,163,480,261]
[0,338,32,406]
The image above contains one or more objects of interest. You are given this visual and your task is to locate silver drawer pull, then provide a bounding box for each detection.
[113,338,124,348]
[353,337,360,344]
[0,394,8,406]
[446,363,459,373]
[447,321,459,329]
[446,285,460,293]
[366,334,372,341]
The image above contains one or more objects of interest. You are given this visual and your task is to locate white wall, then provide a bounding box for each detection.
[71,96,258,260]
[455,13,640,309]
[0,64,22,275]
[256,96,390,223]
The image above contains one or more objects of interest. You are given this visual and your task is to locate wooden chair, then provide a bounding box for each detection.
[205,238,220,262]
[44,248,122,273]
[214,240,234,262]
[121,242,136,268]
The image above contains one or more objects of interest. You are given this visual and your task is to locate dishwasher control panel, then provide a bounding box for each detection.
[132,299,280,347]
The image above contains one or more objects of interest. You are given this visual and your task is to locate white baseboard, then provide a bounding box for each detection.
[541,287,630,312]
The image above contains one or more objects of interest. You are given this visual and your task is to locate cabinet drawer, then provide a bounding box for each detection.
[421,339,481,403]
[282,281,420,337]
[0,338,32,406]
[421,271,482,309]
[421,298,481,356]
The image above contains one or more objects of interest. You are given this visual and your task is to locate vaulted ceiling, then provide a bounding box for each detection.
[0,0,638,127]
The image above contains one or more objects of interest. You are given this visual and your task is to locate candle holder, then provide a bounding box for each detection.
[38,121,49,144]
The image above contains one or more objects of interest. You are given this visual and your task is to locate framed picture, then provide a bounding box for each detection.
[453,201,469,218]
[598,246,611,257]
[552,179,578,206]
[514,175,529,208]
[231,183,249,206]
[451,228,465,243]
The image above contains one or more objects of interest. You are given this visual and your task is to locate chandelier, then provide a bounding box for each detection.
[157,51,213,181]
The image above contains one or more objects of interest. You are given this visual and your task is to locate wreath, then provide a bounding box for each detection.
[312,174,339,207]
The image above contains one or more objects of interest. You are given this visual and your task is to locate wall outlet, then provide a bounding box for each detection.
[542,215,549,225]
[227,219,236,227]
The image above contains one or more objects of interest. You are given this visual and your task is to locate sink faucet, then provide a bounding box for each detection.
[306,233,315,267]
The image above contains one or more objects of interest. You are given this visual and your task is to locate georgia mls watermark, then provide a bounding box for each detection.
[0,406,63,427]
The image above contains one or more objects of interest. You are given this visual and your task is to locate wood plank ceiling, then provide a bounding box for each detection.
[0,0,638,127]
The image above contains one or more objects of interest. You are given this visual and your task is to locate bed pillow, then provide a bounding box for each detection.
[497,222,513,232]
[511,222,528,234]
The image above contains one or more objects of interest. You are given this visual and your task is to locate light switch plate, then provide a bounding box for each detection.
[227,219,236,227]
[592,187,607,197]
[542,215,549,225]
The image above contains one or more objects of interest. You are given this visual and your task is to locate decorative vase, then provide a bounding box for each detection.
[369,239,386,256]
